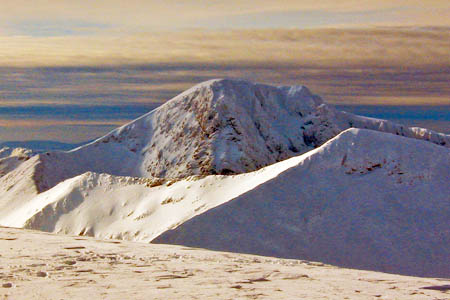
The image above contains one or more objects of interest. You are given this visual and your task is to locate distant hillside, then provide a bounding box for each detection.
[0,140,86,152]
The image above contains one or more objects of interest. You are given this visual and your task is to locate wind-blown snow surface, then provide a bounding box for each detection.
[2,227,448,300]
[154,129,450,278]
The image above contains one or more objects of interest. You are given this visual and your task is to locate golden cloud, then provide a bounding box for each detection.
[0,27,448,68]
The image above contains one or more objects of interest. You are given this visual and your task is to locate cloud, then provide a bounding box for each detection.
[193,7,430,29]
[0,27,448,108]
[0,27,448,68]
[0,121,120,143]
[0,26,448,142]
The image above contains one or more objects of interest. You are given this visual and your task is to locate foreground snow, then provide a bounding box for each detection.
[0,226,448,300]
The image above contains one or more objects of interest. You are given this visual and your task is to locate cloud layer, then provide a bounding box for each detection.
[1,0,449,34]
[0,27,448,142]
[1,27,449,67]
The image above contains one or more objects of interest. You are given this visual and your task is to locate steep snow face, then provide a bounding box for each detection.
[334,110,449,147]
[24,79,450,193]
[0,147,33,159]
[154,129,450,278]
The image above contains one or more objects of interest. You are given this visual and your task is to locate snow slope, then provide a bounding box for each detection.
[0,148,39,220]
[154,129,450,278]
[1,148,311,242]
[3,79,448,199]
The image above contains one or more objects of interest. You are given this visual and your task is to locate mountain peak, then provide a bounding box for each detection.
[78,78,328,179]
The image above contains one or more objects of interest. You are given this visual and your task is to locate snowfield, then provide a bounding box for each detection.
[0,79,448,278]
[1,226,449,300]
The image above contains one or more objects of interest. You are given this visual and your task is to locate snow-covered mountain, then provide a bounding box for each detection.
[1,156,298,241]
[0,79,449,277]
[1,79,448,198]
[42,79,449,180]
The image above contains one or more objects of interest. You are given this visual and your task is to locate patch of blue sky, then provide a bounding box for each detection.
[0,104,159,121]
[336,105,450,122]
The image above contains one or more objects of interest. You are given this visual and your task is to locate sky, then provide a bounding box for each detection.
[0,1,449,143]
[1,0,449,35]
